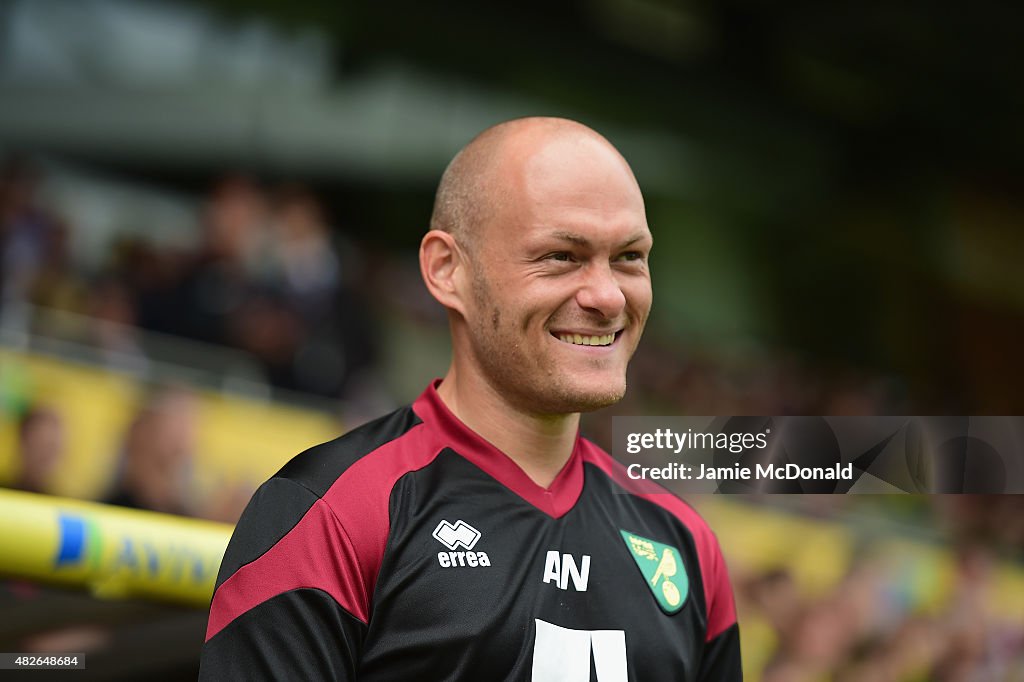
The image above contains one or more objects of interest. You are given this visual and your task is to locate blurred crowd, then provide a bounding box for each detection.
[8,384,250,523]
[736,497,1024,681]
[1,157,393,522]
[1,158,379,399]
[618,342,909,424]
[740,550,1023,681]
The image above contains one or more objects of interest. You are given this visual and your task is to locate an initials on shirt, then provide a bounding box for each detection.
[542,551,591,591]
[532,619,626,682]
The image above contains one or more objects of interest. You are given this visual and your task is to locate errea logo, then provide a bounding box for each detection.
[432,520,480,550]
[433,520,491,568]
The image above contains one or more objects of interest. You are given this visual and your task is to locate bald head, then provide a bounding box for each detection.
[429,117,640,255]
[419,116,653,417]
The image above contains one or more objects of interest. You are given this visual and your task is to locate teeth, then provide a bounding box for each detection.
[557,333,616,346]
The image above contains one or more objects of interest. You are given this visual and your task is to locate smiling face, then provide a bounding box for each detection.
[457,130,653,415]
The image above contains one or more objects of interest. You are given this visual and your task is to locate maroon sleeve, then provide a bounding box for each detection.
[201,418,443,680]
[201,478,370,680]
[206,490,372,640]
[697,525,737,642]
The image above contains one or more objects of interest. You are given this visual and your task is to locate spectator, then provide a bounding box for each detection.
[10,407,64,494]
[135,175,268,346]
[0,159,77,322]
[103,386,198,516]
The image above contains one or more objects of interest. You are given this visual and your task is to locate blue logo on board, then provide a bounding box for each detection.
[54,513,93,567]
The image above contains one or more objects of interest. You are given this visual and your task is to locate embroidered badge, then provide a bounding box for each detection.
[619,530,688,614]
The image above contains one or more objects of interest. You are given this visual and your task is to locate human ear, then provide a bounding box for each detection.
[419,229,468,315]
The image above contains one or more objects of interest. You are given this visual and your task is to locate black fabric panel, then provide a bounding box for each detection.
[364,454,716,680]
[214,406,420,591]
[214,477,320,590]
[199,588,367,681]
[698,622,742,681]
[276,405,421,497]
[581,462,711,626]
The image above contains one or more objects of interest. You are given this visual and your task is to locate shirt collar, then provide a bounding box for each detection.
[412,379,585,518]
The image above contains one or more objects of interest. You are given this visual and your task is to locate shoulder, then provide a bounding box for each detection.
[209,401,438,635]
[214,402,432,594]
[578,438,717,540]
[273,403,426,498]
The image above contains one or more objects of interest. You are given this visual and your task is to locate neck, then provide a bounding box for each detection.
[436,365,580,488]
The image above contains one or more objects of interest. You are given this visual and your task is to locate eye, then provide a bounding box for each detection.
[545,252,574,262]
[616,251,646,262]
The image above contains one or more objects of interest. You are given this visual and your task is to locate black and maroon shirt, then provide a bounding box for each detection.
[201,382,741,681]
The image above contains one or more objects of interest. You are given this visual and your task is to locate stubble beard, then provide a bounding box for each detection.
[468,272,628,416]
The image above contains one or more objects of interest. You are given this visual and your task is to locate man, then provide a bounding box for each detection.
[201,117,741,680]
[12,407,64,494]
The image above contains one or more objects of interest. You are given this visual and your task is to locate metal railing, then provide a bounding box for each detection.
[0,302,339,412]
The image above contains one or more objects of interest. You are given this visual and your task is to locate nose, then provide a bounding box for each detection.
[575,263,626,319]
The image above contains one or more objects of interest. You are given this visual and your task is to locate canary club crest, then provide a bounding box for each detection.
[619,530,688,614]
